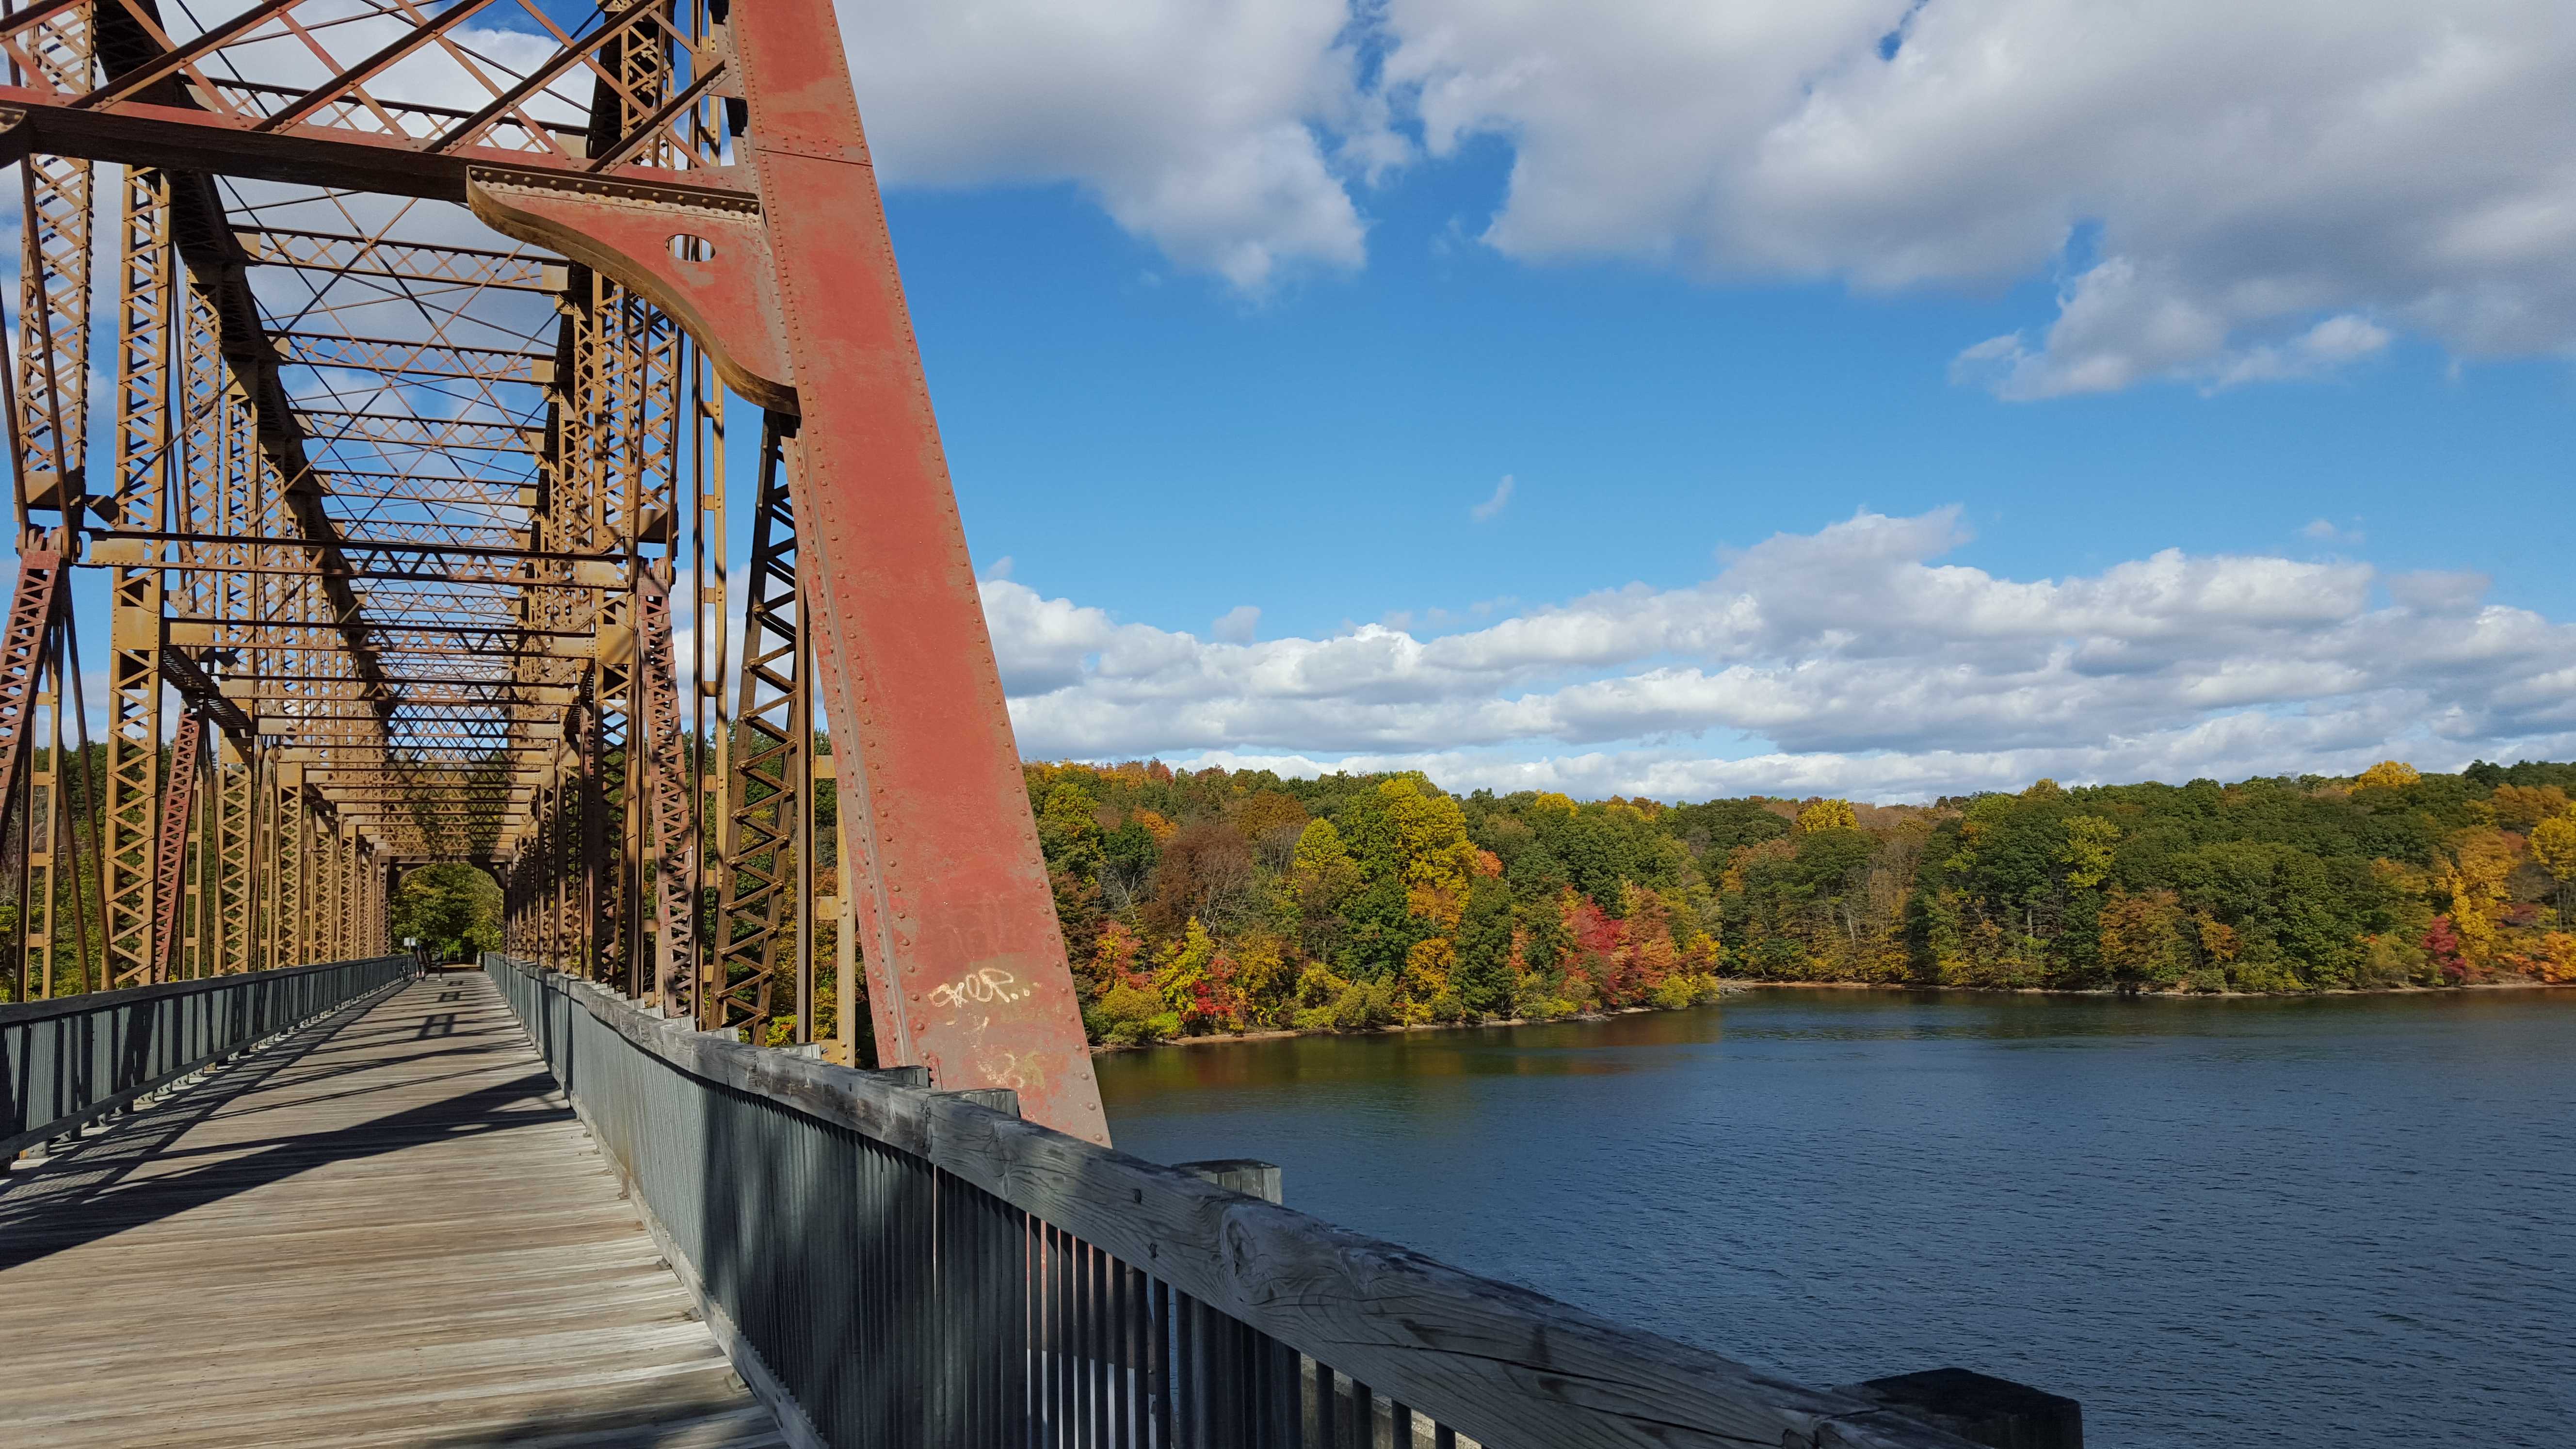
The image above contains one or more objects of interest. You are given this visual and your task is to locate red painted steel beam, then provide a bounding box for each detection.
[466,0,1111,1138]
[726,0,1108,1142]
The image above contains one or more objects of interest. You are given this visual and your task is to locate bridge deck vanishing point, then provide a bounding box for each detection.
[0,972,787,1449]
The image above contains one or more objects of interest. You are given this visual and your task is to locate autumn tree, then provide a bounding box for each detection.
[1143,820,1253,937]
[2486,783,2570,831]
[1286,818,1361,958]
[1238,789,1311,868]
[2527,812,2576,921]
[1796,799,1858,834]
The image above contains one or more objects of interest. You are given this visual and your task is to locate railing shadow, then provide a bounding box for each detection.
[0,988,567,1272]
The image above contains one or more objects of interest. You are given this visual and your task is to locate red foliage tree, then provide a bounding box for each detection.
[2423,915,2466,984]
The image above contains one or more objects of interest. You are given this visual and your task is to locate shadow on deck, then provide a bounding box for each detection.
[0,973,787,1449]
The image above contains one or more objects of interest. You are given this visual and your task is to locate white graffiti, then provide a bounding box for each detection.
[928,968,1032,1010]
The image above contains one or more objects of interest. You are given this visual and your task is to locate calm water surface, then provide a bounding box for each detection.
[1095,988,2574,1448]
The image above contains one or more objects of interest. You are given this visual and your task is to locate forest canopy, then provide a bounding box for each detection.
[1027,758,2576,1045]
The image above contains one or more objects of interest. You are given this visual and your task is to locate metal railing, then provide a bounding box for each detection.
[1,955,417,1157]
[487,953,1976,1449]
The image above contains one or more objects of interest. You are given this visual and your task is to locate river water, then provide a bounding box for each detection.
[1094,988,2574,1448]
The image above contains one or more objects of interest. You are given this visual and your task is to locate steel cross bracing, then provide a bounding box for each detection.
[0,0,1108,1140]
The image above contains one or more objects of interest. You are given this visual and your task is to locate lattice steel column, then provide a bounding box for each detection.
[0,552,63,999]
[101,168,172,988]
[637,570,697,1014]
[300,799,323,966]
[270,764,305,968]
[149,708,203,981]
[12,0,96,526]
[21,635,64,998]
[706,421,806,1037]
[211,740,254,976]
[329,815,352,961]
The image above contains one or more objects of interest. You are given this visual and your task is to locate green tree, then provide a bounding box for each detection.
[392,864,501,963]
[1453,875,1516,1015]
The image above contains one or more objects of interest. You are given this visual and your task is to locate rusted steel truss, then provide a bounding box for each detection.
[0,0,1107,1140]
[148,704,202,979]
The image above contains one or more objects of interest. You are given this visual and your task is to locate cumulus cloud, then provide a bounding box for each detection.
[838,0,1367,290]
[985,509,2576,799]
[840,0,2576,385]
[1383,0,2576,393]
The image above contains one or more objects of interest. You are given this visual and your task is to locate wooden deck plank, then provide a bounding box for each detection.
[0,972,788,1449]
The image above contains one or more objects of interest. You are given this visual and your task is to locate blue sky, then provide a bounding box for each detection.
[21,0,2576,805]
[819,0,2576,800]
[900,164,2575,640]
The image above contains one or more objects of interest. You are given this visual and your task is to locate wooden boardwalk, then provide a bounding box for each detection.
[0,971,787,1449]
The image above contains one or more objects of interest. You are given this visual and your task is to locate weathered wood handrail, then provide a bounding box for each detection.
[488,952,1982,1449]
[0,954,417,1157]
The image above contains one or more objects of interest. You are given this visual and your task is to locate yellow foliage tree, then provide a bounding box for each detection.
[2059,815,2120,888]
[1040,783,1098,840]
[1231,932,1292,1024]
[1403,936,1456,1018]
[2487,784,2570,831]
[1155,918,1216,1015]
[2537,932,2576,984]
[2528,813,2576,883]
[1288,818,1361,912]
[1796,798,1858,833]
[2528,812,2576,927]
[2357,760,2421,789]
[2436,826,2518,966]
[1377,778,1477,926]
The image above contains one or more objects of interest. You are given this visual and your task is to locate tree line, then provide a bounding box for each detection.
[1028,757,2576,1045]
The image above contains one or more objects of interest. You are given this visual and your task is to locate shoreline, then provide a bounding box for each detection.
[1086,977,2575,1054]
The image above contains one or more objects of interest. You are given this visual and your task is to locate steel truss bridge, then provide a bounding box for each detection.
[0,8,2078,1449]
[0,0,1107,1140]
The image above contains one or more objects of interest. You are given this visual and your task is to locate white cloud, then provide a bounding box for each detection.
[836,1,2576,382]
[1380,0,2576,393]
[838,0,1367,291]
[1470,473,1514,521]
[985,508,2576,799]
[2384,570,2492,615]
